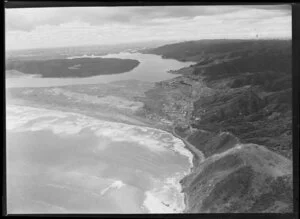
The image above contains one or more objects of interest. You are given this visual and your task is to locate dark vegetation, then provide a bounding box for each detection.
[147,39,292,159]
[144,39,291,63]
[182,144,292,213]
[6,58,140,78]
[187,131,239,157]
[144,39,292,213]
[200,165,254,212]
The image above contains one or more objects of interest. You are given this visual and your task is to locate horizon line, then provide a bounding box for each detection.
[6,37,292,52]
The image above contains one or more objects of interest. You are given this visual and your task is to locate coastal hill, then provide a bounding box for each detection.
[6,57,140,78]
[140,39,293,212]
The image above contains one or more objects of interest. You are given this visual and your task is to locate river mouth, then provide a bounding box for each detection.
[6,52,195,88]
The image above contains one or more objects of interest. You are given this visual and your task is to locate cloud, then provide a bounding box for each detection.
[5,8,69,31]
[5,5,292,50]
[247,4,291,11]
[6,5,290,32]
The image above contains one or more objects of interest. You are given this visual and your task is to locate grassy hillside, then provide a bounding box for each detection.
[143,39,291,62]
[140,39,293,213]
[144,39,292,158]
[181,143,292,213]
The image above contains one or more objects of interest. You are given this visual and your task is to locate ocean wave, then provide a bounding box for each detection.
[7,104,194,213]
[6,105,193,164]
[7,104,194,170]
[143,174,186,213]
[100,180,126,196]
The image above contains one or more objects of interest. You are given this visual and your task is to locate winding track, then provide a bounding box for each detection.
[171,127,205,165]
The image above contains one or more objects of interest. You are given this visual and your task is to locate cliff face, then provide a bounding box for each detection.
[141,39,293,213]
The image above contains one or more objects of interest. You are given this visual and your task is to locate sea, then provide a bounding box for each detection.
[6,52,196,213]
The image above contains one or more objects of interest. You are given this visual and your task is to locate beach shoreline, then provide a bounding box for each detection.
[6,100,198,214]
[153,125,205,213]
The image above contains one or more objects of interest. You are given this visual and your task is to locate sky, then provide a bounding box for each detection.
[5,5,292,50]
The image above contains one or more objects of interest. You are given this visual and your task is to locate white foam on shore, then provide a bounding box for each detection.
[6,105,194,164]
[7,104,194,213]
[100,180,126,196]
[143,173,186,213]
[169,139,194,169]
[143,191,175,213]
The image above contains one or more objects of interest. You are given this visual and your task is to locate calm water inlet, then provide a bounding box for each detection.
[6,52,195,88]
